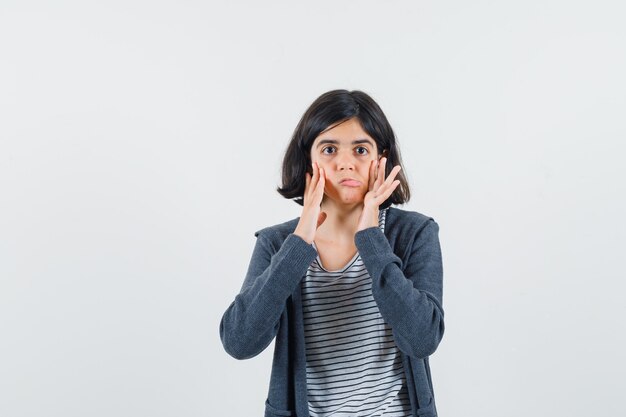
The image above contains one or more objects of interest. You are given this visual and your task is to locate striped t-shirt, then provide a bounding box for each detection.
[301,208,412,417]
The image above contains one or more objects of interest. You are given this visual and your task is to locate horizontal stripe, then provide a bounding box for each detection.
[306,364,404,384]
[306,339,397,358]
[302,208,411,416]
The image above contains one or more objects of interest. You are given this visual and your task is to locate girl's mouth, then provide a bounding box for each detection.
[340,180,361,187]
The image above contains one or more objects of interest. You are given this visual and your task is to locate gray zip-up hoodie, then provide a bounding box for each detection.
[219,206,445,417]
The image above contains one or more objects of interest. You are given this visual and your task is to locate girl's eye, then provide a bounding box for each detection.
[322,146,369,155]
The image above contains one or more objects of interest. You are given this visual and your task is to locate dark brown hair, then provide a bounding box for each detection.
[276,89,410,209]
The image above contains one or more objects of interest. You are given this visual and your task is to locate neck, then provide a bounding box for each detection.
[317,198,367,243]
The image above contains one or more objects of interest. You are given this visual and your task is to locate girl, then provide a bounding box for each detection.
[220,90,444,417]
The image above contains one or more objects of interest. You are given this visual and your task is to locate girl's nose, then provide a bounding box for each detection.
[336,151,356,170]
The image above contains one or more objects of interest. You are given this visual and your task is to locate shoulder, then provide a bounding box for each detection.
[386,206,439,235]
[385,207,441,258]
[253,217,299,246]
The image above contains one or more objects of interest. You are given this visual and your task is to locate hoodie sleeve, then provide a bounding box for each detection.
[354,218,445,359]
[219,232,318,360]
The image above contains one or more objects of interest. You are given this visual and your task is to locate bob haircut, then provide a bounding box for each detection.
[277,89,411,210]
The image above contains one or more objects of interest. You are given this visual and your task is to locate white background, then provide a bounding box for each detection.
[1,1,625,416]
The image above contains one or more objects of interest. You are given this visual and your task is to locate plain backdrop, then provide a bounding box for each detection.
[1,1,625,416]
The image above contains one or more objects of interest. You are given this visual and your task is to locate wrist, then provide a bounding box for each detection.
[293,228,313,245]
[357,209,379,231]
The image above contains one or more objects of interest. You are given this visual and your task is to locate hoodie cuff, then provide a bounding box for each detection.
[354,226,399,279]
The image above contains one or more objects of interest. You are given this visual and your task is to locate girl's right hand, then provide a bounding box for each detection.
[293,162,327,244]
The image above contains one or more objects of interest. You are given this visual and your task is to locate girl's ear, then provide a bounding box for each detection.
[379,149,389,159]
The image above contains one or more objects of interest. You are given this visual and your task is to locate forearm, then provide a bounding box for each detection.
[354,223,445,358]
[220,233,317,359]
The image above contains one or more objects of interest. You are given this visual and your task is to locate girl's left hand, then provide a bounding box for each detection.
[356,157,401,231]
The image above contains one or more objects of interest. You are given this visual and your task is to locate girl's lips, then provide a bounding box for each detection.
[340,180,361,187]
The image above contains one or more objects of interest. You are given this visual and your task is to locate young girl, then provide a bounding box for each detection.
[220,90,444,417]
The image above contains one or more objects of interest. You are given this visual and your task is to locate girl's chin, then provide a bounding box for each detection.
[328,191,366,204]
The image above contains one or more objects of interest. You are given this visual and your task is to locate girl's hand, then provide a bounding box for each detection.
[356,157,401,231]
[294,162,327,244]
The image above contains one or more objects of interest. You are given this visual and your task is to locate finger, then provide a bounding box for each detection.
[305,172,311,194]
[388,180,401,196]
[307,163,319,200]
[375,157,387,187]
[368,159,377,190]
[315,167,326,200]
[377,169,401,193]
[376,180,400,203]
[377,165,400,192]
[383,165,402,186]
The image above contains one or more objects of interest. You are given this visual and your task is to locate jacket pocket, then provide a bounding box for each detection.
[264,399,295,417]
[417,396,436,416]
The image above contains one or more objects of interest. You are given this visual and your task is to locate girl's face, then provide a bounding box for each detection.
[310,118,381,206]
